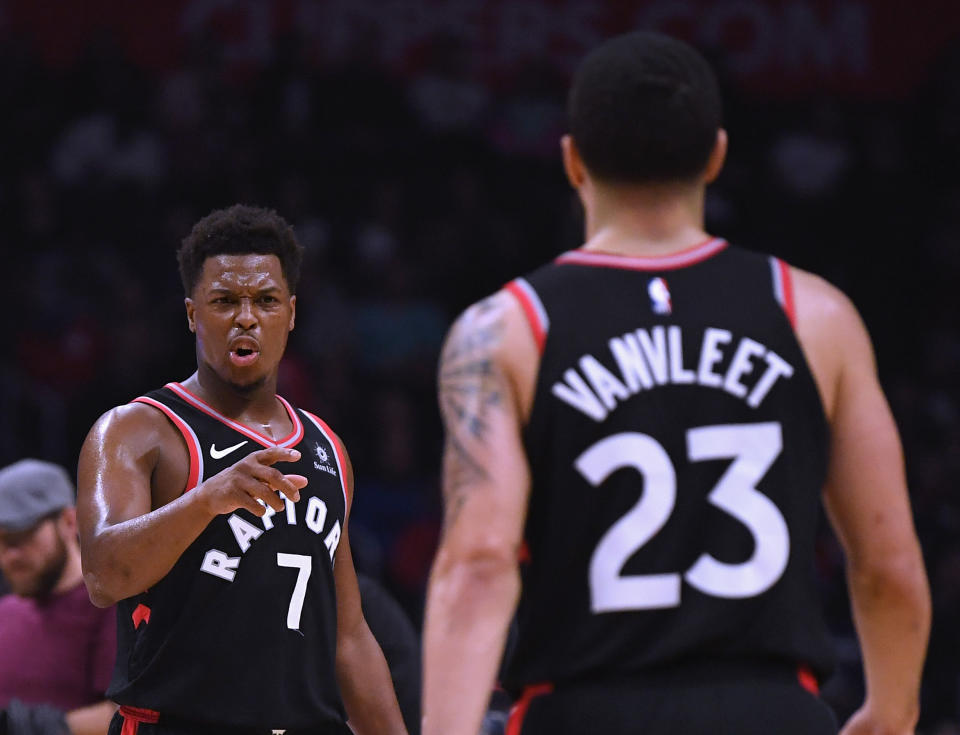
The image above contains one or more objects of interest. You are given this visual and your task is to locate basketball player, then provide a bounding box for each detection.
[77,205,407,734]
[422,32,930,735]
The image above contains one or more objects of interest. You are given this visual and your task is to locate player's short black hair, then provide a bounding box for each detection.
[177,204,304,295]
[568,31,722,184]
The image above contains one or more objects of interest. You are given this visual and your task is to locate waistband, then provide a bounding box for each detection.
[511,659,821,698]
[118,706,350,735]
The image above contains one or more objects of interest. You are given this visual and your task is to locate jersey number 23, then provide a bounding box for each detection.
[577,421,788,613]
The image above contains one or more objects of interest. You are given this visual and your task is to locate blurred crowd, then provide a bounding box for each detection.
[0,17,958,733]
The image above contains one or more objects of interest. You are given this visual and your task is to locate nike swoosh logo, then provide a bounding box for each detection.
[210,440,248,460]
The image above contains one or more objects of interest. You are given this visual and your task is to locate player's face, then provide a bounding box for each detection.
[0,515,69,598]
[186,254,296,391]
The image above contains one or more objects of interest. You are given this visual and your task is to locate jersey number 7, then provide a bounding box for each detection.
[577,422,788,613]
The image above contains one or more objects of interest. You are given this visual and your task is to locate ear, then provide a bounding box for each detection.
[288,295,296,331]
[185,297,197,334]
[561,135,587,190]
[57,506,78,536]
[703,128,728,185]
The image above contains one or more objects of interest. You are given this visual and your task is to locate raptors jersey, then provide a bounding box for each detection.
[500,239,835,692]
[107,383,350,731]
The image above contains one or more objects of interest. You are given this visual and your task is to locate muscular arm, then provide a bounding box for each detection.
[793,270,931,734]
[77,404,304,607]
[422,293,535,735]
[333,440,408,735]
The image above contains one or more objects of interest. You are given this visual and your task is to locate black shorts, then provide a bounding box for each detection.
[108,707,353,735]
[508,662,839,735]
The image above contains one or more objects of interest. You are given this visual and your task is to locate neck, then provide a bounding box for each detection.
[581,179,710,255]
[187,364,279,420]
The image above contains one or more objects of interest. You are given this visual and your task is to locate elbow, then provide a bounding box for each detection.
[81,554,133,607]
[426,539,521,642]
[848,547,931,610]
[83,569,122,608]
[432,536,520,589]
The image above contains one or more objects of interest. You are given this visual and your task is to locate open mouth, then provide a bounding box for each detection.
[229,339,261,367]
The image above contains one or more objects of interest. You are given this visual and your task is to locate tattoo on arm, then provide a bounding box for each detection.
[438,297,509,527]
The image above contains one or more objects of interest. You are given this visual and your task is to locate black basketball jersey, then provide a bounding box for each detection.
[107,382,351,731]
[500,239,835,692]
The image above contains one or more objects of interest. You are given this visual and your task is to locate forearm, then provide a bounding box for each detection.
[83,491,215,606]
[337,621,408,735]
[422,551,520,735]
[847,550,931,728]
[66,700,118,735]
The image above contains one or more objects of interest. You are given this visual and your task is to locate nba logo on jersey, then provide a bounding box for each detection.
[648,277,672,314]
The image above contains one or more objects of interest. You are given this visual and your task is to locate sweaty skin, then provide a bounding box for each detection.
[78,253,407,735]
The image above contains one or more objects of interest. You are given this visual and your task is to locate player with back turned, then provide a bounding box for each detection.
[77,205,408,735]
[422,31,931,735]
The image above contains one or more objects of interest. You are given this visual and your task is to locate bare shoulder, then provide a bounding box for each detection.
[81,402,180,457]
[441,289,538,419]
[789,266,876,418]
[78,401,188,506]
[438,290,535,531]
[441,290,525,361]
[791,268,863,331]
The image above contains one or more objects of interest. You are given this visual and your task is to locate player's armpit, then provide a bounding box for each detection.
[790,267,861,418]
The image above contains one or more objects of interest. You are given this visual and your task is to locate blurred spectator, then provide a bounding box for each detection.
[768,99,853,201]
[407,34,489,134]
[0,459,116,734]
[487,62,566,158]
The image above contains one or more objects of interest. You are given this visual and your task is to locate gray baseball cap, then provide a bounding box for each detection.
[0,459,76,532]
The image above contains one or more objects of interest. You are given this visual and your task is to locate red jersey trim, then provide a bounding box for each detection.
[770,257,797,330]
[165,382,304,448]
[119,705,160,735]
[506,682,554,735]
[798,666,819,695]
[275,395,306,446]
[119,706,160,725]
[556,237,727,271]
[301,410,350,513]
[518,540,532,564]
[504,278,549,355]
[132,396,203,492]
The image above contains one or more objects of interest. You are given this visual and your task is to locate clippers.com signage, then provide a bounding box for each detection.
[2,0,958,98]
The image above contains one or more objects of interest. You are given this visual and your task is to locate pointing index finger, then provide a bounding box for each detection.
[254,446,301,465]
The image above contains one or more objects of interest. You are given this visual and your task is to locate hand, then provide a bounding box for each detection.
[840,704,917,735]
[197,446,308,517]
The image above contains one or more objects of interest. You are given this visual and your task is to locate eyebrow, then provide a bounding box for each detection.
[207,285,282,294]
